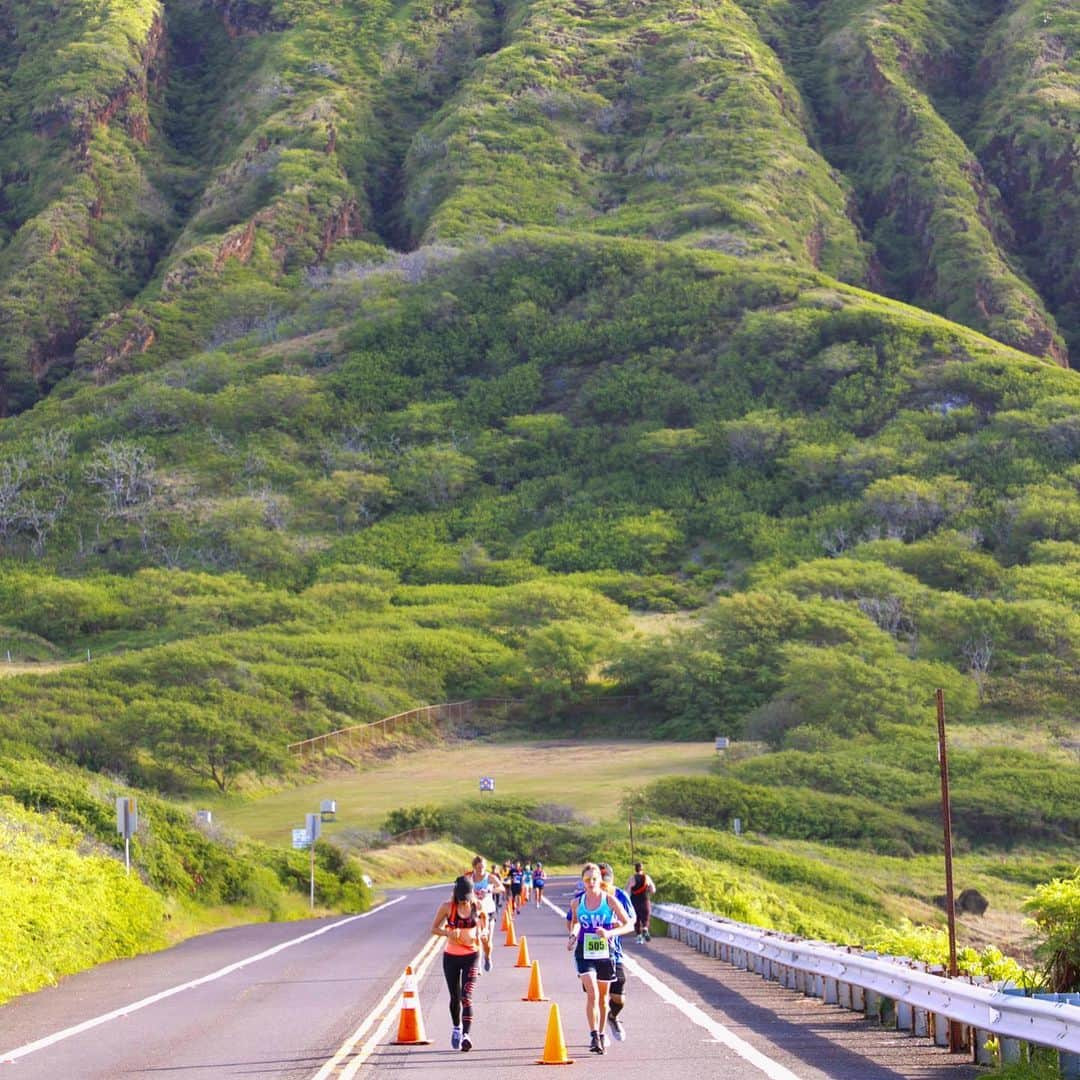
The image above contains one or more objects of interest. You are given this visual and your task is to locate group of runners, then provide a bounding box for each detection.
[430,856,656,1055]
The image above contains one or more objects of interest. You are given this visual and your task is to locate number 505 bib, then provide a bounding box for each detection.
[583,933,610,960]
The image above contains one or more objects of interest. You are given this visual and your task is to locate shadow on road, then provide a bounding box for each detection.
[636,943,978,1080]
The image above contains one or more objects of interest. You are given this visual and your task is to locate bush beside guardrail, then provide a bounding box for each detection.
[655,902,1080,1075]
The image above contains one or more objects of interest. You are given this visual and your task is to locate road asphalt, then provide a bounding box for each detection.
[0,878,978,1079]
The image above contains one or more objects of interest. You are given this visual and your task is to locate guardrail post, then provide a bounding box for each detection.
[850,985,865,1011]
[896,1000,913,1031]
[824,977,838,1005]
[932,1013,949,1047]
[913,1007,929,1037]
[972,1032,995,1066]
[838,981,852,1009]
[865,989,881,1022]
[997,1038,1020,1063]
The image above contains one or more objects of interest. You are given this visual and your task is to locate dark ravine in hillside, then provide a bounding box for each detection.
[0,0,174,414]
[366,0,505,252]
[72,0,387,381]
[973,0,1080,358]
[807,0,1068,366]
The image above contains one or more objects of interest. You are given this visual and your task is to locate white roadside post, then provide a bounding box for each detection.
[306,812,322,910]
[116,796,137,874]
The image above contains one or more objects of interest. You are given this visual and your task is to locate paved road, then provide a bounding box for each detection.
[1,879,978,1079]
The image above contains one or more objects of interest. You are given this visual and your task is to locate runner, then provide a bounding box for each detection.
[532,861,546,908]
[431,875,486,1052]
[599,864,633,1042]
[491,864,504,917]
[626,861,656,943]
[564,863,634,1042]
[509,860,524,915]
[523,862,533,905]
[566,862,634,1055]
[468,855,503,972]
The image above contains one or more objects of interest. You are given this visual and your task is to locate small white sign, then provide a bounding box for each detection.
[292,828,311,849]
[479,776,495,792]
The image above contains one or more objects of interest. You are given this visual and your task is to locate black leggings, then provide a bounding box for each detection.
[632,896,651,935]
[443,951,480,1032]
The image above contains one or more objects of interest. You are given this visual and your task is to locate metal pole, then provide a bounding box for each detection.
[124,836,130,875]
[936,688,963,1052]
[628,805,636,864]
[310,841,315,911]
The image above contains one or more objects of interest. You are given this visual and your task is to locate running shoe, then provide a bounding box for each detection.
[636,934,644,944]
[643,930,652,942]
[451,1026,462,1050]
[597,1032,607,1055]
[483,953,492,973]
[589,1031,601,1054]
[608,1015,625,1042]
[460,1033,473,1053]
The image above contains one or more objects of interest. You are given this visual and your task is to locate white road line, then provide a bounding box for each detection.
[542,897,803,1080]
[0,896,407,1066]
[312,932,443,1080]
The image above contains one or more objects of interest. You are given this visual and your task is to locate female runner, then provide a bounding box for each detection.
[431,875,486,1051]
[567,862,634,1055]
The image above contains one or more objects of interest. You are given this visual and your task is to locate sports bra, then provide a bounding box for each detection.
[445,900,480,956]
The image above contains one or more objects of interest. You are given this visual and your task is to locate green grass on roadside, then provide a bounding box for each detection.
[210,740,717,844]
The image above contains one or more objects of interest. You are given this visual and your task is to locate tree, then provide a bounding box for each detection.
[120,699,286,793]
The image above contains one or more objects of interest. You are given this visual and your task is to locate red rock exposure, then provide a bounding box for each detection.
[85,312,158,381]
[319,199,364,259]
[214,220,258,271]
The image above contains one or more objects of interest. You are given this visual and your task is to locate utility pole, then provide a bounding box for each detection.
[935,688,964,1052]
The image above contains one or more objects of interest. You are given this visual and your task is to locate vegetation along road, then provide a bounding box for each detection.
[0,879,976,1080]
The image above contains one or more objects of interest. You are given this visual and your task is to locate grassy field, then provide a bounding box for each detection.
[209,740,717,846]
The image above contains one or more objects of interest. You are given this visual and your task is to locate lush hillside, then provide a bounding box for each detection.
[0,0,1078,999]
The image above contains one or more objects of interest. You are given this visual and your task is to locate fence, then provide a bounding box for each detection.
[286,694,642,758]
[656,902,1080,1075]
[286,698,520,757]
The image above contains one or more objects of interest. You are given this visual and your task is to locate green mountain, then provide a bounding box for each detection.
[0,0,1078,999]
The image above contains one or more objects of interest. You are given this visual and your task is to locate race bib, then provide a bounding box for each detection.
[582,933,610,960]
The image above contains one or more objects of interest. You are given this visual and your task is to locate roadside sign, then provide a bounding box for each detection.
[715,736,730,751]
[116,797,138,838]
[196,809,212,826]
[480,777,495,792]
[305,813,322,842]
[116,797,137,874]
[292,828,310,849]
[320,799,336,820]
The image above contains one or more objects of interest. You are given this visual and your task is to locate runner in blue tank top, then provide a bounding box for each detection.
[532,862,547,907]
[565,862,633,1043]
[566,862,633,1055]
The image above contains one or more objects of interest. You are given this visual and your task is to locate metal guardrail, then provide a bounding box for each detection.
[655,902,1080,1066]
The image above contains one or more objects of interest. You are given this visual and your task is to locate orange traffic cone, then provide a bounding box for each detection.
[515,935,531,968]
[504,918,518,947]
[392,965,432,1045]
[537,1002,574,1065]
[522,959,548,1001]
[501,906,511,931]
